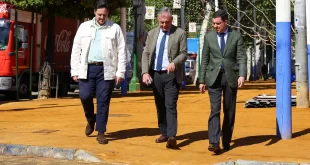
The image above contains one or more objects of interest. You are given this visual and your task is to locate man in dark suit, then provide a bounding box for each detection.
[199,10,247,154]
[141,7,187,149]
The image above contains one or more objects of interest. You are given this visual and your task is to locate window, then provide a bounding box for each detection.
[185,61,190,68]
[14,25,25,50]
[0,19,10,50]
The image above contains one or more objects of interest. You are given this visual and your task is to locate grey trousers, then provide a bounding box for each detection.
[207,71,237,145]
[152,71,180,137]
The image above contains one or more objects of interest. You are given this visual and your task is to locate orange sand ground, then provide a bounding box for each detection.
[0,80,309,165]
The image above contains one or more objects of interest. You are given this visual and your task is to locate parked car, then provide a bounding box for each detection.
[185,59,196,84]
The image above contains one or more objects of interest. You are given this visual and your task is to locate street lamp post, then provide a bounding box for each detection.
[129,0,142,92]
[195,23,201,86]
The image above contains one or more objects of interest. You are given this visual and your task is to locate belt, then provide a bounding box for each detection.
[154,70,168,74]
[88,62,104,66]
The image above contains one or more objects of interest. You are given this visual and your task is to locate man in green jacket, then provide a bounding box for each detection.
[199,9,247,154]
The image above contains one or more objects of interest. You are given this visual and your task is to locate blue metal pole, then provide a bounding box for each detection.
[306,0,310,97]
[276,0,292,139]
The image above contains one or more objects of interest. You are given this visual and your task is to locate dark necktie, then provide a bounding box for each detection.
[220,33,225,69]
[156,32,167,71]
[220,33,225,55]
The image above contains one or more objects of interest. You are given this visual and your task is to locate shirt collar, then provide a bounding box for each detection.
[91,17,107,29]
[160,28,171,35]
[217,27,228,35]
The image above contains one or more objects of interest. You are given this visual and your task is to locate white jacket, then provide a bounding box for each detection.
[70,20,126,80]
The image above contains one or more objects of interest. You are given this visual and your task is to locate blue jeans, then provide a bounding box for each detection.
[79,65,114,133]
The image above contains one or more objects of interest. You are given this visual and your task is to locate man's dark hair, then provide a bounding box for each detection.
[94,0,109,10]
[213,9,228,21]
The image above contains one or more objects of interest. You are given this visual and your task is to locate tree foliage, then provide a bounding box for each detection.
[143,0,204,37]
[221,0,276,44]
[6,0,132,19]
[81,0,131,19]
[7,0,85,18]
[7,0,205,34]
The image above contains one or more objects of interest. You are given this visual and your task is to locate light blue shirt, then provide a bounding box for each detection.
[217,28,228,49]
[88,19,105,63]
[153,29,170,71]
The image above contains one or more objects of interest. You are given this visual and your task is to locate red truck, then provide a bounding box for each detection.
[0,2,78,98]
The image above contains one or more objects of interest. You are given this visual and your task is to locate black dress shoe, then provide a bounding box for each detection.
[208,144,221,154]
[85,122,95,136]
[155,135,168,143]
[223,143,231,151]
[166,137,177,149]
[96,134,108,144]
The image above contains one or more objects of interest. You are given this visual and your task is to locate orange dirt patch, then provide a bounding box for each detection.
[0,80,309,165]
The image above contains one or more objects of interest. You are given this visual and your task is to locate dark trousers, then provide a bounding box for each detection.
[207,71,237,145]
[262,73,268,81]
[152,71,180,137]
[79,65,114,133]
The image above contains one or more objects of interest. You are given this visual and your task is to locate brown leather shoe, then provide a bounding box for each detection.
[155,135,168,143]
[85,122,95,136]
[96,134,108,144]
[208,144,221,154]
[166,137,177,149]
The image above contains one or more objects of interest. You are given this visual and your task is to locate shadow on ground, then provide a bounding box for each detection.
[106,128,160,141]
[177,130,208,148]
[231,128,310,149]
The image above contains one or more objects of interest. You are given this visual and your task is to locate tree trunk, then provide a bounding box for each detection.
[194,1,212,84]
[246,46,252,80]
[253,19,267,80]
[254,39,263,79]
[38,6,55,99]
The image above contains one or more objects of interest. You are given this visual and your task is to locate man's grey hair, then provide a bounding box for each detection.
[157,7,173,18]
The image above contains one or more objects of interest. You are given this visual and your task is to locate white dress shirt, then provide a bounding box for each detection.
[153,29,170,71]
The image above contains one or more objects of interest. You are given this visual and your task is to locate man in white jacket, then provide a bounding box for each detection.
[70,0,126,144]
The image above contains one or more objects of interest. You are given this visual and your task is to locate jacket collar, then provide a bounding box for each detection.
[212,27,233,56]
[217,27,228,35]
[90,18,113,28]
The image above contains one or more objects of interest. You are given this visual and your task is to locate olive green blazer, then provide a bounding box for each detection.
[199,28,247,87]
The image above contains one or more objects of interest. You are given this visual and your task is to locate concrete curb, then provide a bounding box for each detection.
[2,144,309,165]
[214,160,310,165]
[0,144,101,163]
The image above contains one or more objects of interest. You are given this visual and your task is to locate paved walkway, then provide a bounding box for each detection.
[0,80,310,165]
